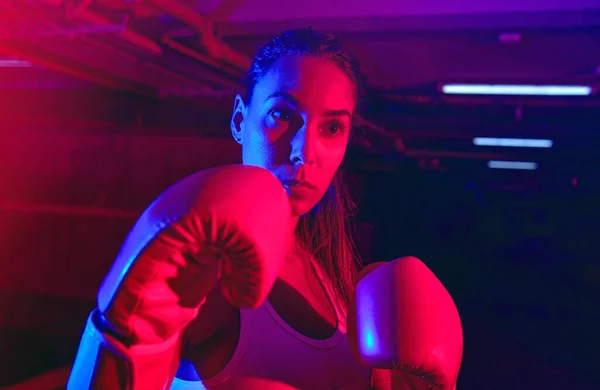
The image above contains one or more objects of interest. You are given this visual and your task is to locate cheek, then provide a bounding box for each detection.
[317,141,347,181]
[243,130,270,166]
[242,126,286,169]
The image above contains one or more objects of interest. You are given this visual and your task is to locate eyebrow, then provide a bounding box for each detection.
[266,92,352,119]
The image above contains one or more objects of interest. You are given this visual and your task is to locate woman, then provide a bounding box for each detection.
[67,28,462,390]
[174,27,369,388]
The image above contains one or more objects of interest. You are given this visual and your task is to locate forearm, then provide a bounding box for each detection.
[370,368,413,390]
[370,369,456,390]
[67,309,183,390]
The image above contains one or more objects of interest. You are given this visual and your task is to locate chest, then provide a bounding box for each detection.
[179,257,348,382]
[268,259,339,340]
[176,333,372,390]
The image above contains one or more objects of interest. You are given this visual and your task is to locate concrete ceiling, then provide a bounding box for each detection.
[1,0,599,176]
[2,0,599,92]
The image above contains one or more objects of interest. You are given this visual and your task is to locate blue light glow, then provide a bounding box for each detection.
[442,84,592,96]
[487,160,539,170]
[357,289,382,357]
[474,137,554,148]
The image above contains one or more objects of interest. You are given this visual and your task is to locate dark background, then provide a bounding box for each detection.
[1,1,600,389]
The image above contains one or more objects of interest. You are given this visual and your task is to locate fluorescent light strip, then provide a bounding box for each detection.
[0,59,33,67]
[487,161,538,170]
[474,137,553,148]
[442,84,592,96]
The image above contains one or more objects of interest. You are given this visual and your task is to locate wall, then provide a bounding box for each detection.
[0,86,242,384]
[0,125,240,325]
[211,0,600,36]
[200,0,600,21]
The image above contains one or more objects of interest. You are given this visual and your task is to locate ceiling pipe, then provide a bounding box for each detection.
[159,86,238,98]
[0,23,124,39]
[1,2,235,98]
[161,35,244,79]
[68,0,94,15]
[69,0,246,88]
[49,2,212,92]
[73,33,215,92]
[0,1,161,96]
[358,117,396,138]
[28,0,158,53]
[0,40,157,96]
[383,93,600,108]
[404,149,511,161]
[0,6,66,22]
[145,0,251,71]
[69,6,163,54]
[144,59,229,92]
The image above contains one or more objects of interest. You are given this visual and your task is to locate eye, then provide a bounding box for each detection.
[322,121,346,136]
[271,109,293,122]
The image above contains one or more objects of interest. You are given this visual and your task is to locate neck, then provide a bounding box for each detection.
[286,215,306,265]
[290,215,299,233]
[289,215,299,252]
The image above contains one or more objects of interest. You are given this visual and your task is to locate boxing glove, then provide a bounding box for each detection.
[347,257,463,390]
[68,165,291,390]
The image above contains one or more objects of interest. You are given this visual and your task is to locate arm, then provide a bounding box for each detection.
[370,368,458,390]
[370,368,393,390]
[68,165,291,389]
[68,309,185,389]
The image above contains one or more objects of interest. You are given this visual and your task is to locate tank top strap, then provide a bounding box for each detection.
[309,259,348,332]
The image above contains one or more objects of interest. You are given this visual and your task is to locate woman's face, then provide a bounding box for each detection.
[231,55,356,216]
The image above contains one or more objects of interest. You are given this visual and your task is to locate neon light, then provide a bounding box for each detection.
[0,59,32,67]
[442,84,592,96]
[487,161,538,170]
[474,137,553,148]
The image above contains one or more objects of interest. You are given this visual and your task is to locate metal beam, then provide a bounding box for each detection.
[161,35,244,80]
[70,9,163,55]
[0,40,158,96]
[146,0,251,71]
[381,93,600,108]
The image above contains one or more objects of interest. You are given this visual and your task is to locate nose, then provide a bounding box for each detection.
[290,126,316,166]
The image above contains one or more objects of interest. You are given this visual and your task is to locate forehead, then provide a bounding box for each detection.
[253,55,356,112]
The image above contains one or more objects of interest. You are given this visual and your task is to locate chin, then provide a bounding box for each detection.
[289,198,316,217]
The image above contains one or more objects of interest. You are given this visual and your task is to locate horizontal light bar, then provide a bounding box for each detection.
[0,59,33,67]
[442,84,592,96]
[474,137,553,148]
[487,160,538,170]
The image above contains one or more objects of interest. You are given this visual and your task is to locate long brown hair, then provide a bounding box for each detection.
[243,27,366,312]
[295,170,362,312]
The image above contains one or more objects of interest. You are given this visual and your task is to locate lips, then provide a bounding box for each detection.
[282,179,316,193]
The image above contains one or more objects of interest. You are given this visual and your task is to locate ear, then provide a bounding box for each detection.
[230,94,247,145]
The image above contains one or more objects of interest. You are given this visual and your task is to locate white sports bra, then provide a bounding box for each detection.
[170,266,371,390]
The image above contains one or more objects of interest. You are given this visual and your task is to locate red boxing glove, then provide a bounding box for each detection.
[348,257,463,389]
[68,165,291,389]
[100,164,291,343]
